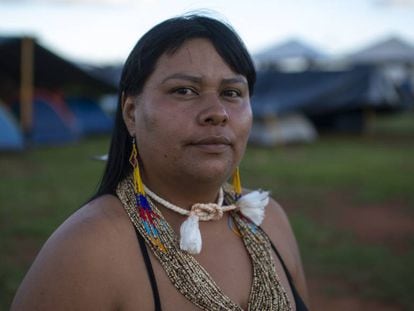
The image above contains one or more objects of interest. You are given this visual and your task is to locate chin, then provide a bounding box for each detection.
[191,162,233,184]
[177,153,237,184]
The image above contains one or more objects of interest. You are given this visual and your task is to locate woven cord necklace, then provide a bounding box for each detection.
[116,176,292,310]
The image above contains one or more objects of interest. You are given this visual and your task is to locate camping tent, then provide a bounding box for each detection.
[0,104,24,150]
[12,97,78,145]
[67,97,113,136]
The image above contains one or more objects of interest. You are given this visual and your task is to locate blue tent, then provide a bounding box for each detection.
[0,104,24,150]
[67,97,113,135]
[31,99,77,144]
[12,98,78,145]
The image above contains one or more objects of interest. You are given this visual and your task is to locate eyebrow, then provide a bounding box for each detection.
[161,73,202,84]
[222,77,248,85]
[161,73,248,85]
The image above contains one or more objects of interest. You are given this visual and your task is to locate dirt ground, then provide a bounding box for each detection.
[309,277,403,311]
[300,197,414,311]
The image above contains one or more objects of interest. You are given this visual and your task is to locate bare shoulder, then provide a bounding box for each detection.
[261,197,309,305]
[11,194,146,311]
[261,199,297,272]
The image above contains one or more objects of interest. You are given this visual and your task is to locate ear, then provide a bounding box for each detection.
[122,93,137,136]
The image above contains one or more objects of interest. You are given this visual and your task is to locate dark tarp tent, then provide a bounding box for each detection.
[86,65,122,89]
[0,36,116,97]
[348,36,414,64]
[252,66,400,132]
[346,37,414,110]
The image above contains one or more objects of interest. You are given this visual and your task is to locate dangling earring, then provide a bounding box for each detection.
[232,167,242,200]
[130,137,144,195]
[129,137,166,252]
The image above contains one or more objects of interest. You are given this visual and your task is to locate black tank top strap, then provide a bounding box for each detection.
[267,236,309,311]
[135,226,162,311]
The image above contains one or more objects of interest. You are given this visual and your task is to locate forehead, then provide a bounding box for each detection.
[151,38,239,80]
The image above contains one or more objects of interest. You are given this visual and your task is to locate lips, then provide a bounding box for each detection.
[192,136,231,145]
[189,136,232,153]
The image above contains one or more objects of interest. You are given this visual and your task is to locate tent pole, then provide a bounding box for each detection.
[20,37,34,134]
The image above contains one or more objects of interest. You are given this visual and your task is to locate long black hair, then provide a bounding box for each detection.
[93,13,256,198]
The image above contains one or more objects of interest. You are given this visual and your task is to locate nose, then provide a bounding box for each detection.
[197,95,229,126]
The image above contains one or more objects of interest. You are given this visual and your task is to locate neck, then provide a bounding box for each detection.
[142,173,225,210]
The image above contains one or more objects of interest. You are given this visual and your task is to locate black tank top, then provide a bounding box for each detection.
[134,227,309,311]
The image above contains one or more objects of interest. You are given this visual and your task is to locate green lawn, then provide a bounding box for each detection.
[0,138,109,309]
[1,111,413,310]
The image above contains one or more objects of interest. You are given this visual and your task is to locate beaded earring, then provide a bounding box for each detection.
[232,167,242,200]
[129,137,166,252]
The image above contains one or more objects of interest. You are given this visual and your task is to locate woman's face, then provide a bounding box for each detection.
[124,38,252,186]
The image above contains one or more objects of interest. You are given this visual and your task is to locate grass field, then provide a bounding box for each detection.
[1,111,413,310]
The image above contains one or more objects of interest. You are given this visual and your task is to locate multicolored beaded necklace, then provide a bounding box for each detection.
[116,175,292,310]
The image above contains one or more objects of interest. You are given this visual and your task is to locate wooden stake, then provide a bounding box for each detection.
[20,37,34,134]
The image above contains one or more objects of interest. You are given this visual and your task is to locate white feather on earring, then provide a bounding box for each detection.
[237,190,269,226]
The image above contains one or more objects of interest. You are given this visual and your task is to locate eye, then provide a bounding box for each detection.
[222,89,241,98]
[172,87,198,96]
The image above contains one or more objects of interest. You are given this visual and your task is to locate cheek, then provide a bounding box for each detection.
[236,106,253,139]
[135,105,184,155]
[134,105,159,156]
[136,105,157,133]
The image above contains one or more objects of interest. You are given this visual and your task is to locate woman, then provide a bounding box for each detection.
[11,14,309,310]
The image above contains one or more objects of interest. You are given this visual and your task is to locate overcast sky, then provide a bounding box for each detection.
[1,0,414,65]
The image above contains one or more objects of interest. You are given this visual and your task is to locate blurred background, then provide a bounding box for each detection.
[1,0,413,310]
